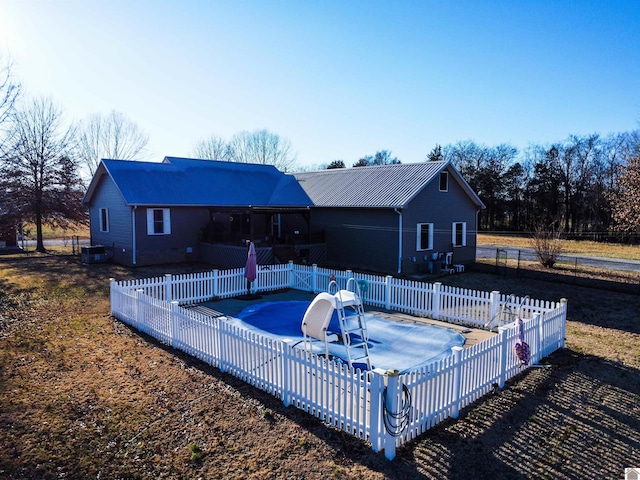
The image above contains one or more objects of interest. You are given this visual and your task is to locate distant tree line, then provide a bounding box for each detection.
[326,150,400,169]
[428,132,640,239]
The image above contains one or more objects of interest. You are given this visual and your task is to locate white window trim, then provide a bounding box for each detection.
[416,222,434,251]
[439,171,449,192]
[99,208,109,233]
[147,208,171,235]
[452,221,466,247]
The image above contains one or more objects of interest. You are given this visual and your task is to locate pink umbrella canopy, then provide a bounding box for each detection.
[244,242,257,283]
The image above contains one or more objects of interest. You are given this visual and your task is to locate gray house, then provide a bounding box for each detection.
[83,157,484,275]
[295,161,485,274]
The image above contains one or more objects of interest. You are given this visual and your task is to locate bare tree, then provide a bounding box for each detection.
[228,129,296,171]
[531,221,564,268]
[608,134,640,234]
[76,110,149,176]
[192,134,231,160]
[0,55,21,131]
[0,56,22,237]
[0,97,85,252]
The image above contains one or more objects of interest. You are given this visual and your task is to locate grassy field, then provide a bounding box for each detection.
[478,233,640,260]
[0,251,638,478]
[18,223,89,241]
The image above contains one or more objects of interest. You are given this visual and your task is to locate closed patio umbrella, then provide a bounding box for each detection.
[244,242,257,294]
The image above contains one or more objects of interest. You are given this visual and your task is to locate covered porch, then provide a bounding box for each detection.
[198,206,325,268]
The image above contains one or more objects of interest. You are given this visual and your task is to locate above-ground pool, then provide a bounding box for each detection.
[227,300,465,373]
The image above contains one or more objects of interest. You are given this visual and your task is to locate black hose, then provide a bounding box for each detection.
[382,384,412,437]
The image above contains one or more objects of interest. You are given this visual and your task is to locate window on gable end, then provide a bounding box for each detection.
[439,171,449,192]
[99,208,109,233]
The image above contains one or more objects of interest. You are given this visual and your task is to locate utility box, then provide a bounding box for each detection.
[81,245,106,264]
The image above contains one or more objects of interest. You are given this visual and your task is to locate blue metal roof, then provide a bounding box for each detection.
[83,157,313,207]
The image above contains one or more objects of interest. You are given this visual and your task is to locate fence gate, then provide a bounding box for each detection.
[291,268,314,291]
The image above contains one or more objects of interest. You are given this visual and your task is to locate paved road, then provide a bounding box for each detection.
[477,245,640,272]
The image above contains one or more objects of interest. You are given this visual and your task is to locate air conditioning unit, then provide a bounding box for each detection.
[81,245,107,264]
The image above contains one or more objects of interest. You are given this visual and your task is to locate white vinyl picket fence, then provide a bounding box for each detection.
[110,261,567,459]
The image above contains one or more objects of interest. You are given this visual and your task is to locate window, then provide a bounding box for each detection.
[99,208,109,233]
[147,208,171,235]
[439,171,448,191]
[416,223,433,251]
[452,222,466,247]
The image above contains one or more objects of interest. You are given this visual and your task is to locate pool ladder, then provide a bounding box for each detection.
[329,278,372,370]
[485,293,530,331]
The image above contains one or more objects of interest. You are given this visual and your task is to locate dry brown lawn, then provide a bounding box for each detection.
[0,252,639,479]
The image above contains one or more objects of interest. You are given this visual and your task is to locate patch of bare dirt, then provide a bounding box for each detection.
[0,253,638,479]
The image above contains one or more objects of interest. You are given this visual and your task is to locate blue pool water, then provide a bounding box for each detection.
[227,300,465,373]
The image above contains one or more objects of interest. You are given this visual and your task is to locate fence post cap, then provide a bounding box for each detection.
[451,346,464,352]
[386,369,400,376]
[560,298,568,304]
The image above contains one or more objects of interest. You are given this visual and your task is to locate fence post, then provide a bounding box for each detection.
[489,290,501,326]
[165,273,173,303]
[109,278,116,316]
[212,269,219,298]
[432,282,442,320]
[498,326,508,388]
[560,298,567,348]
[384,370,402,460]
[533,313,543,363]
[135,289,144,330]
[385,276,392,310]
[288,261,294,288]
[218,322,228,373]
[312,264,318,293]
[451,346,464,418]
[369,368,387,453]
[282,339,294,407]
[170,301,180,348]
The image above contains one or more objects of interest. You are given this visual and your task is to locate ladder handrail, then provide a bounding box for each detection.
[330,277,371,370]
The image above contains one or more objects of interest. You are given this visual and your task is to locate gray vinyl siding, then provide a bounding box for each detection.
[86,175,133,264]
[310,208,398,274]
[401,167,479,273]
[134,206,209,266]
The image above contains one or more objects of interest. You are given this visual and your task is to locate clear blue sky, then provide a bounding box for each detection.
[1,0,639,169]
